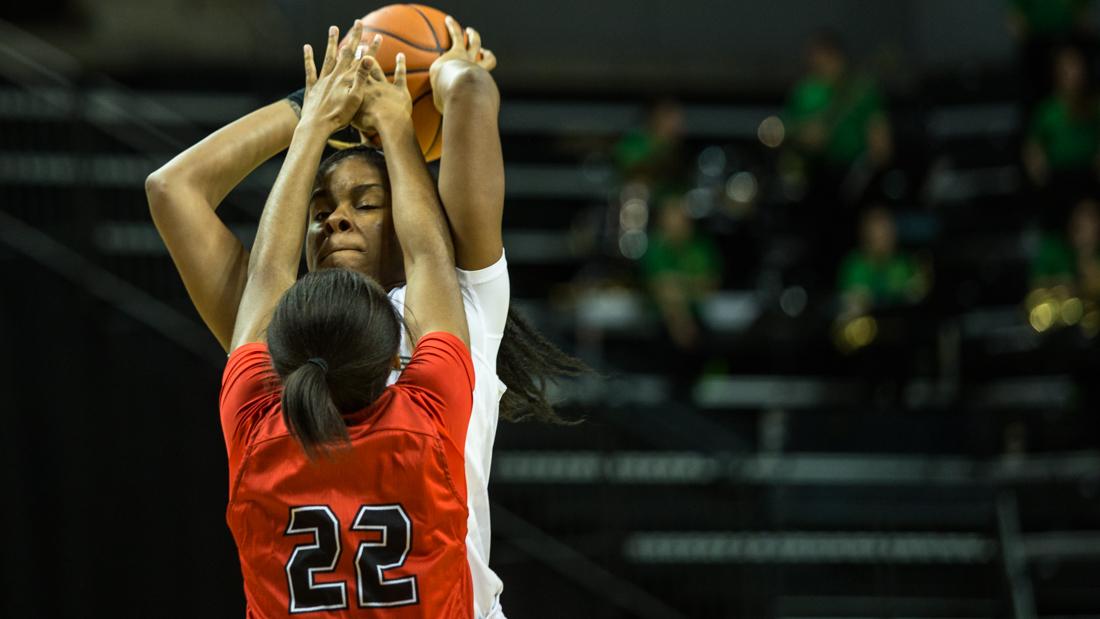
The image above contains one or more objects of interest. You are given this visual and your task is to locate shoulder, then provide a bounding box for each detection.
[220,342,282,465]
[399,332,475,391]
[1035,98,1063,122]
[221,343,276,405]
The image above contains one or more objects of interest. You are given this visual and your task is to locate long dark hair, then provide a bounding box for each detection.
[317,146,590,424]
[267,268,402,458]
[496,308,589,423]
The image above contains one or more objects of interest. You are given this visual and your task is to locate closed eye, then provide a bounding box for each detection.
[355,204,382,211]
[312,210,331,222]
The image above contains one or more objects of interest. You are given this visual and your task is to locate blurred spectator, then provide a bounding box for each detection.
[837,207,927,317]
[1008,0,1094,109]
[642,194,722,352]
[614,99,687,192]
[1023,46,1100,226]
[1023,47,1100,182]
[1031,198,1100,300]
[781,32,893,290]
[783,31,892,191]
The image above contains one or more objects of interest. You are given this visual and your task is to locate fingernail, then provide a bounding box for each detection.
[355,45,364,60]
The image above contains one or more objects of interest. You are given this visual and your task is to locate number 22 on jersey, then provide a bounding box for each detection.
[285,504,418,613]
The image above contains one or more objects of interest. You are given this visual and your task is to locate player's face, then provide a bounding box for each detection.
[305,157,404,287]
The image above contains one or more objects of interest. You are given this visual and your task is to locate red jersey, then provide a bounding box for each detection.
[219,332,475,618]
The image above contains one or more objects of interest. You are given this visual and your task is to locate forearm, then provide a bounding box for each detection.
[436,62,505,269]
[248,121,329,279]
[380,116,469,346]
[379,118,455,267]
[150,101,298,208]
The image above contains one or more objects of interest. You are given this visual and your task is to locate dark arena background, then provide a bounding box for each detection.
[3,1,1100,617]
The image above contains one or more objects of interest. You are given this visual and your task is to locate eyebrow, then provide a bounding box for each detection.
[350,183,385,198]
[310,182,384,205]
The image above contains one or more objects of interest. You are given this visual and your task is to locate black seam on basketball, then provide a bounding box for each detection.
[364,26,442,53]
[408,4,442,49]
[382,68,430,77]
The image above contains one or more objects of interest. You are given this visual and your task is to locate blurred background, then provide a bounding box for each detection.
[3,0,1100,617]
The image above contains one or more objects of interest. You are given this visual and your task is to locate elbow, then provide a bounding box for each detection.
[144,167,174,214]
[444,66,499,109]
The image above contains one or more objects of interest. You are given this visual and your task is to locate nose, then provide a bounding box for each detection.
[324,209,353,235]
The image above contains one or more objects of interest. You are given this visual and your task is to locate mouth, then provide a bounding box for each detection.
[318,247,366,265]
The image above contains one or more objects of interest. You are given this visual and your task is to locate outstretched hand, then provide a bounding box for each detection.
[429,15,497,114]
[300,20,374,135]
[352,51,413,135]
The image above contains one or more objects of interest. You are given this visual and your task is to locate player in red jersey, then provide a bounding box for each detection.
[220,21,474,617]
[147,13,587,618]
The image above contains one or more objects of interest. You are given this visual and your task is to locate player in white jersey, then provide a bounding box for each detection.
[146,16,586,619]
[388,255,509,617]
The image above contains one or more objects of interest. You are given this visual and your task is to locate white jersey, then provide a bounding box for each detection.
[387,252,508,619]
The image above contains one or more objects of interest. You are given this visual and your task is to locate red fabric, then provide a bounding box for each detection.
[219,332,475,618]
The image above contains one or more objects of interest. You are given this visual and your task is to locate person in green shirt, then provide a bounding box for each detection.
[613,99,687,190]
[1024,47,1100,185]
[838,207,926,315]
[1008,0,1093,113]
[642,194,722,350]
[783,32,892,171]
[1032,198,1100,300]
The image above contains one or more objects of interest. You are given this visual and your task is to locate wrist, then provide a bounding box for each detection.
[285,87,305,119]
[294,117,337,143]
[374,112,414,140]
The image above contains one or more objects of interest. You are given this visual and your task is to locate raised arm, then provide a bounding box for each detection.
[230,22,372,350]
[361,53,469,348]
[429,16,504,271]
[145,103,294,351]
[146,37,382,352]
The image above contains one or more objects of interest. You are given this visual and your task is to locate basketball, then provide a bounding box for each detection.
[349,4,459,161]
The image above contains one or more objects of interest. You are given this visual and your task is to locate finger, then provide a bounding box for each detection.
[337,20,362,71]
[303,44,318,89]
[349,67,368,101]
[366,33,383,58]
[465,27,482,61]
[320,26,339,76]
[363,56,386,82]
[478,48,497,71]
[393,52,407,90]
[444,15,464,50]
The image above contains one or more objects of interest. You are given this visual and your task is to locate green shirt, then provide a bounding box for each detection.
[1032,234,1100,280]
[838,251,919,304]
[1029,96,1100,170]
[784,75,885,165]
[643,233,721,282]
[1010,0,1090,35]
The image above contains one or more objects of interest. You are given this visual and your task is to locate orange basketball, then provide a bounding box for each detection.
[349,4,458,162]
